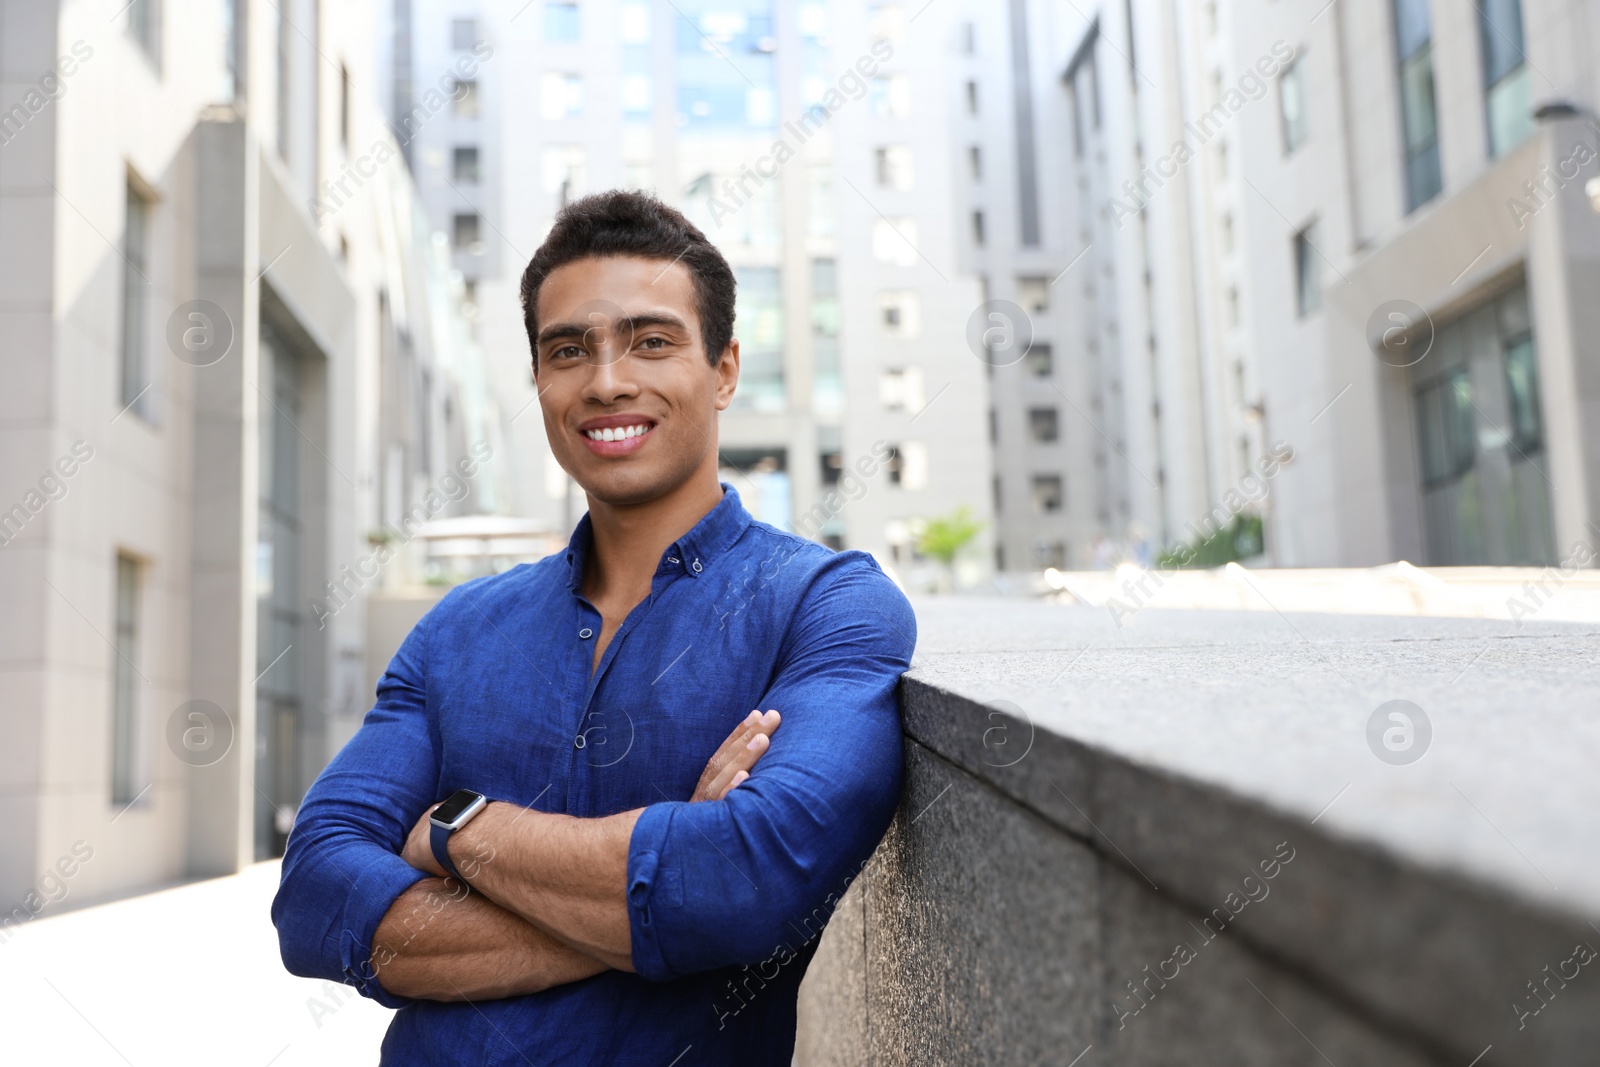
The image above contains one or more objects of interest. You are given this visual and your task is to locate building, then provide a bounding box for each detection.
[390,0,995,586]
[1044,0,1600,568]
[0,0,501,920]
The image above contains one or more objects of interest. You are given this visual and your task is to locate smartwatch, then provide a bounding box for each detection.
[429,789,488,885]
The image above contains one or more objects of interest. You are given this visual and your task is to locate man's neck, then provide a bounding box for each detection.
[581,471,725,605]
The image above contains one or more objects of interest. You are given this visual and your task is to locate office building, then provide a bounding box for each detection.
[0,0,499,916]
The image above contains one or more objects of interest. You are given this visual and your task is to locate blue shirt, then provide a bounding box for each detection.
[272,487,915,1065]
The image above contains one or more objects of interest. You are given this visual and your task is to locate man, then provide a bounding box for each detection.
[273,190,916,1064]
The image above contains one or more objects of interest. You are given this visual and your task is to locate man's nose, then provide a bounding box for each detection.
[582,349,639,403]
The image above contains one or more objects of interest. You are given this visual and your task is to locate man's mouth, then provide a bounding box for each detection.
[583,423,653,442]
[578,416,658,456]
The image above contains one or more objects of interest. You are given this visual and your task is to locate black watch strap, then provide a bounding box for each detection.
[430,820,469,885]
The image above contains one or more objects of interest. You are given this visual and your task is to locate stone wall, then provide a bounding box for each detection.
[795,599,1600,1066]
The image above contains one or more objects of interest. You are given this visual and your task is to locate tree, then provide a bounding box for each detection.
[916,505,985,591]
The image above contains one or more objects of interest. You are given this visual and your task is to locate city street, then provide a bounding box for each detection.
[2,864,392,1066]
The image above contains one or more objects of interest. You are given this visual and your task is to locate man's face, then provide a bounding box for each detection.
[533,255,739,506]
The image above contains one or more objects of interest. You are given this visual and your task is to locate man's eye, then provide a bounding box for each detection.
[549,345,584,361]
[637,337,669,352]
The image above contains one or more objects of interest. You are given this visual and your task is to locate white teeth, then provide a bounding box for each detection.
[586,424,650,441]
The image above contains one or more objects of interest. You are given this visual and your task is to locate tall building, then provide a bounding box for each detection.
[0,0,499,917]
[392,0,995,585]
[950,2,1143,573]
[1041,0,1600,568]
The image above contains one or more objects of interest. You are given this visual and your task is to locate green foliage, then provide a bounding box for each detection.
[916,505,985,566]
[1157,513,1264,570]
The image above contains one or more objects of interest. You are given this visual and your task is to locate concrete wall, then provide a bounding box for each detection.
[796,597,1600,1065]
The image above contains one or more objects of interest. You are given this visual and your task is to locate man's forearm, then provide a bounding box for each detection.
[448,803,642,971]
[373,877,609,1000]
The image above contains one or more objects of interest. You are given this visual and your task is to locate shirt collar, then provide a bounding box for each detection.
[563,483,752,591]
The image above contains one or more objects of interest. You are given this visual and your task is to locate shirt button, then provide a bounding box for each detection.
[667,556,680,564]
[578,627,594,639]
[692,559,703,573]
[573,734,586,749]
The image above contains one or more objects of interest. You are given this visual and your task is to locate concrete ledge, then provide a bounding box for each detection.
[796,599,1600,1066]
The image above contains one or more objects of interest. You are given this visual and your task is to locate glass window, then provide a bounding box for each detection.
[340,65,351,147]
[121,182,153,418]
[799,3,827,39]
[1478,0,1533,156]
[1416,370,1476,487]
[1394,0,1442,209]
[869,74,911,118]
[812,259,840,337]
[1028,408,1060,443]
[453,146,481,182]
[674,2,777,131]
[453,213,482,250]
[868,3,906,46]
[732,266,785,412]
[1024,343,1053,378]
[891,442,928,489]
[1412,285,1552,565]
[620,2,651,43]
[807,165,834,239]
[875,145,914,190]
[1504,335,1541,452]
[1294,222,1321,317]
[1017,276,1050,313]
[878,291,921,339]
[879,367,926,412]
[541,145,587,200]
[275,4,291,160]
[257,330,307,857]
[451,18,478,50]
[130,0,162,67]
[1033,540,1067,569]
[540,72,583,120]
[622,68,653,116]
[1279,54,1309,153]
[544,2,580,42]
[453,79,481,119]
[1031,474,1064,513]
[872,217,919,265]
[111,555,141,806]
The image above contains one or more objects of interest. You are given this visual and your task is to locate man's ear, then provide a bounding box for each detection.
[713,339,740,411]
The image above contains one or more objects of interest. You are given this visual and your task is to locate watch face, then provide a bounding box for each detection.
[432,789,485,827]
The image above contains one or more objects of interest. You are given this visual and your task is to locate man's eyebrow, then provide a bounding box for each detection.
[536,313,690,347]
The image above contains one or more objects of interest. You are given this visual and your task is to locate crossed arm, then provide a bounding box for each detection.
[274,560,914,1008]
[370,711,781,1000]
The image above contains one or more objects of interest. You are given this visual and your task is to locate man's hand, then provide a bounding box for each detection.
[690,709,781,802]
[403,802,497,881]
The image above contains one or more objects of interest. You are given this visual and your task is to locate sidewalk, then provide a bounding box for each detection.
[0,861,394,1065]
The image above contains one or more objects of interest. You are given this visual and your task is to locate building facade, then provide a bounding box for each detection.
[0,0,499,918]
[392,0,995,587]
[1048,0,1600,568]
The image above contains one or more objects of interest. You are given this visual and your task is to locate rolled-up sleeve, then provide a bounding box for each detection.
[627,554,916,981]
[271,602,442,1007]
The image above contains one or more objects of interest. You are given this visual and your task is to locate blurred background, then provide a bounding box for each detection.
[2,0,1599,1059]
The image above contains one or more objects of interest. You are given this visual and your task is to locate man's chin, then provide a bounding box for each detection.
[574,467,683,509]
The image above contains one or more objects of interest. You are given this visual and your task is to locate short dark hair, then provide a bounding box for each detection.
[518,190,737,369]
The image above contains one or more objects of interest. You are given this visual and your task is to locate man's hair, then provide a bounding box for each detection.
[518,190,737,369]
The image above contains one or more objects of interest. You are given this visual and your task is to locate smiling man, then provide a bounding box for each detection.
[272,190,916,1065]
